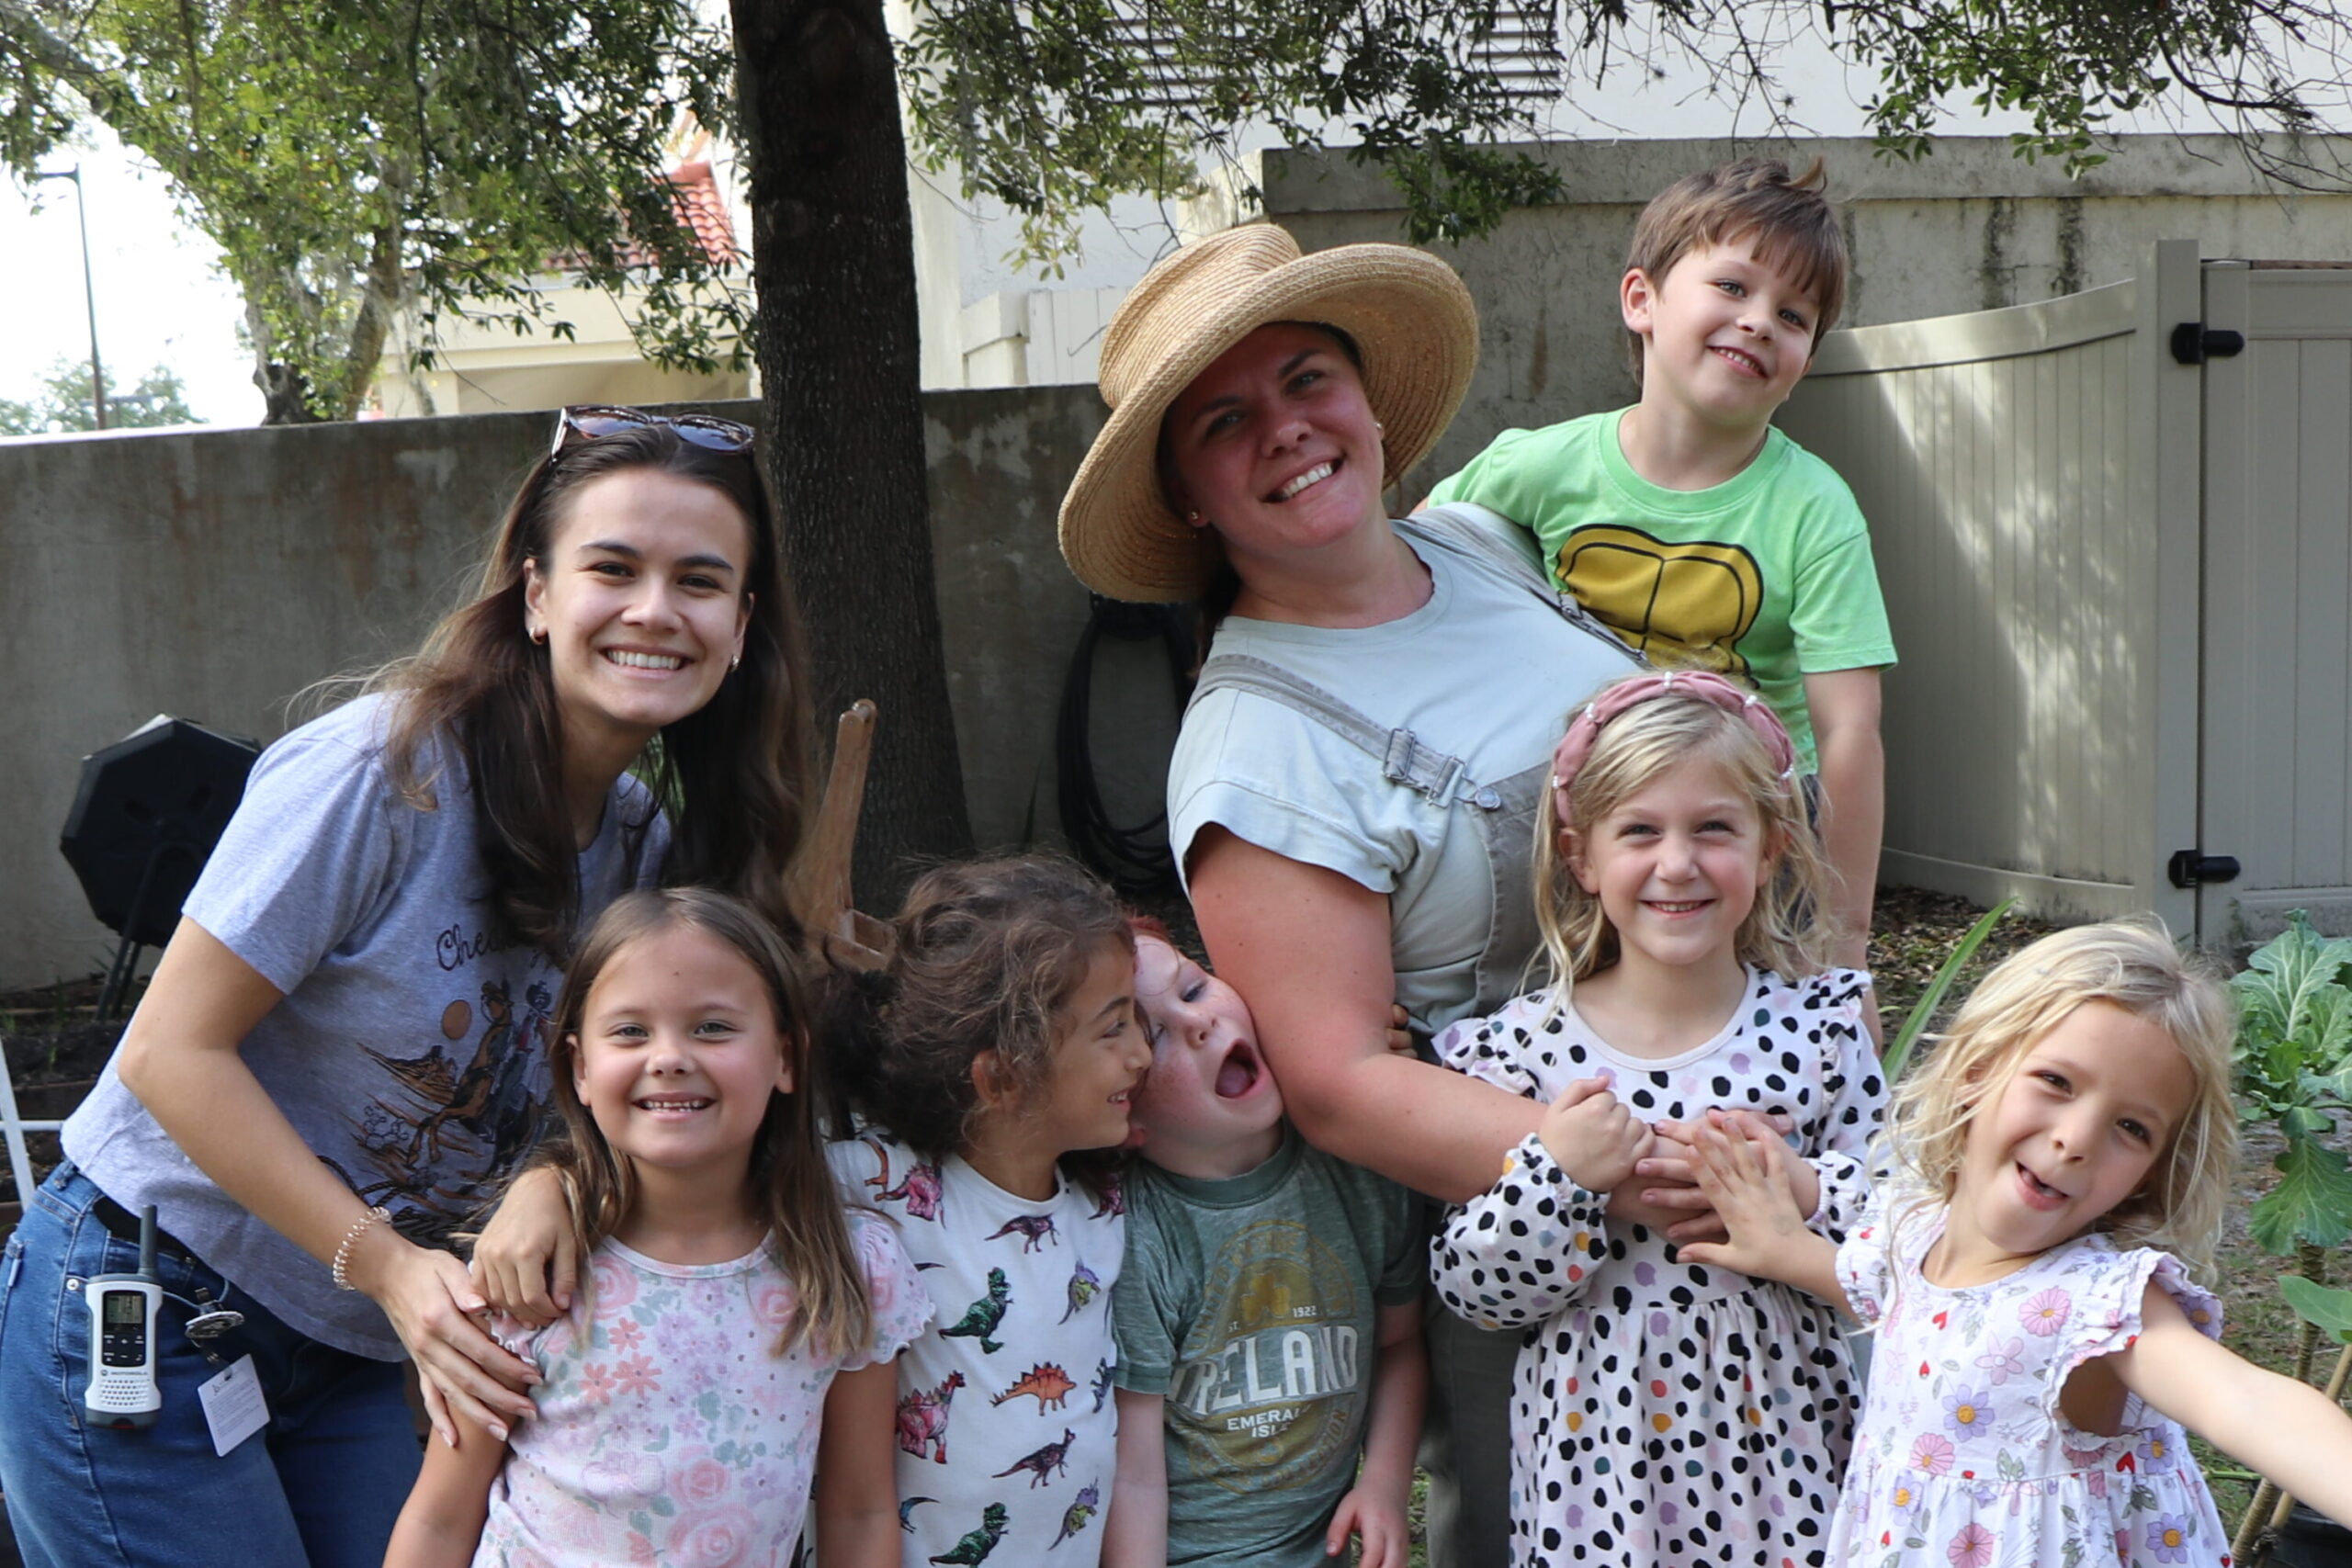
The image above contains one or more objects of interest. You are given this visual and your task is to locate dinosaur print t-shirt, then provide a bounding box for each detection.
[62,694,666,1358]
[829,1130,1125,1568]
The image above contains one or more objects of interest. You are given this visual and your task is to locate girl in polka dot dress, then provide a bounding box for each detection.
[1686,920,2352,1568]
[1430,670,1886,1568]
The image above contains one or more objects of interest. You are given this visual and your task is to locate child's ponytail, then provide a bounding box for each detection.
[822,854,1133,1196]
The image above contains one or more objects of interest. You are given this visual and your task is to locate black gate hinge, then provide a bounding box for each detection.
[2170,322,2246,365]
[2167,850,2242,889]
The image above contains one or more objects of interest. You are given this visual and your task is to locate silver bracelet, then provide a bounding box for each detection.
[332,1205,392,1292]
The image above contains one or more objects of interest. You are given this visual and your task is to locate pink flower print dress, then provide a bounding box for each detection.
[474,1210,932,1568]
[1829,1204,2230,1568]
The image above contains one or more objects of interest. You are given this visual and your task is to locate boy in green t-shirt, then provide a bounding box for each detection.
[1427,157,1894,974]
[1102,925,1425,1568]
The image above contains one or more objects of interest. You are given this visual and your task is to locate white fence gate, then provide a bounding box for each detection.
[1781,241,2352,944]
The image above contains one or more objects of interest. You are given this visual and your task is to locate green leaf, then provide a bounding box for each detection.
[2233,912,2352,1054]
[2281,1105,2336,1138]
[2279,1274,2352,1344]
[1883,898,2015,1081]
[2249,1138,2352,1254]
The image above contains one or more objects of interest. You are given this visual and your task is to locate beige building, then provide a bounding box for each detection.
[371,135,755,417]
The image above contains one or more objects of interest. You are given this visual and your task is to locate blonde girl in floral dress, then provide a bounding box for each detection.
[1688,920,2352,1568]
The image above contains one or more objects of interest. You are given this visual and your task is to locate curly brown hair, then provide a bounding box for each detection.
[827,854,1133,1194]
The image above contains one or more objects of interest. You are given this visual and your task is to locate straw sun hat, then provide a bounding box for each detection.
[1057,224,1478,604]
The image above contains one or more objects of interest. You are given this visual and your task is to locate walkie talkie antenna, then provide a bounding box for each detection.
[138,1204,157,1280]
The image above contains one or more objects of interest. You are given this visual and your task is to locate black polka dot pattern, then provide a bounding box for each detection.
[1430,969,1888,1567]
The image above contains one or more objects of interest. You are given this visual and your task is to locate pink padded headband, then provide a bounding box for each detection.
[1549,670,1796,827]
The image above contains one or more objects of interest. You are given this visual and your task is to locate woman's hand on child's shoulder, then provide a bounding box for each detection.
[1538,1076,1651,1192]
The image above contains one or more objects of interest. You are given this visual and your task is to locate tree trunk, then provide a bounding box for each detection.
[729,0,974,908]
[329,216,407,423]
[244,295,323,426]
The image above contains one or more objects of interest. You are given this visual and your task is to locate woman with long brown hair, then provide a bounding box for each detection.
[0,408,814,1568]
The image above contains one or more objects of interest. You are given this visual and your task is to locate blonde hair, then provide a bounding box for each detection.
[1532,670,1837,994]
[1883,919,2238,1278]
[1624,156,1849,381]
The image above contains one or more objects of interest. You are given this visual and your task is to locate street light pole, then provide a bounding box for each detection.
[35,165,107,432]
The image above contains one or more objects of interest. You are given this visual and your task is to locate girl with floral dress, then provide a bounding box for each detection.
[1430,670,1887,1566]
[1688,919,2352,1567]
[386,889,929,1568]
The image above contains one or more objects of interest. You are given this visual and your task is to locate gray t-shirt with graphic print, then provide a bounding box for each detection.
[63,693,666,1359]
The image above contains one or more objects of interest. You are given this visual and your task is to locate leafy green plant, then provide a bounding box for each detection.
[1881,898,2015,1082]
[2229,912,2352,1255]
[2226,912,2352,1564]
[2278,1276,2352,1346]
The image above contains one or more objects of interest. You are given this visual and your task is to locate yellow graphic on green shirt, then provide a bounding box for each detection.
[1555,527,1764,678]
[1168,1219,1363,1493]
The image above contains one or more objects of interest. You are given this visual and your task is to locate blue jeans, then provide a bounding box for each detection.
[0,1162,421,1568]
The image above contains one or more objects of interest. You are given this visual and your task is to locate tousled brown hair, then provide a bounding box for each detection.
[537,886,871,1359]
[827,854,1133,1195]
[1623,157,1849,380]
[376,420,814,957]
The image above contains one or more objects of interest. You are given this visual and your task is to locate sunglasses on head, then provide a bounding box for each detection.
[550,404,756,457]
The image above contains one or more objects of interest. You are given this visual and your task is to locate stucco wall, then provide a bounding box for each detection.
[0,389,1142,991]
[1262,135,2352,496]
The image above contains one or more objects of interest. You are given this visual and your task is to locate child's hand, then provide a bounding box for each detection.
[1538,1076,1652,1191]
[1383,1003,1417,1059]
[1325,1483,1410,1568]
[1639,1111,1817,1231]
[1675,1110,1813,1279]
[471,1165,577,1325]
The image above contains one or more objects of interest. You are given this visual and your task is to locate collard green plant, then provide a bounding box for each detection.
[2278,1274,2352,1346]
[2230,912,2352,1256]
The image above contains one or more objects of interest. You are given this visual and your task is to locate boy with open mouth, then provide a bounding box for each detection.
[1102,923,1426,1568]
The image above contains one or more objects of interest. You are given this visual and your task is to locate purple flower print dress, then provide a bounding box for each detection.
[1829,1204,2231,1568]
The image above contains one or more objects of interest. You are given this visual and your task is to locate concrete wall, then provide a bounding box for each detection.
[0,387,1150,991]
[1261,135,2352,496]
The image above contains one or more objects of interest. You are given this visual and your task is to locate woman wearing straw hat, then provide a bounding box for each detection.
[1059,226,1644,1567]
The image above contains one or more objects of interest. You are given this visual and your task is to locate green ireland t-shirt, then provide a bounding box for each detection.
[1113,1129,1421,1568]
[1428,407,1896,772]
